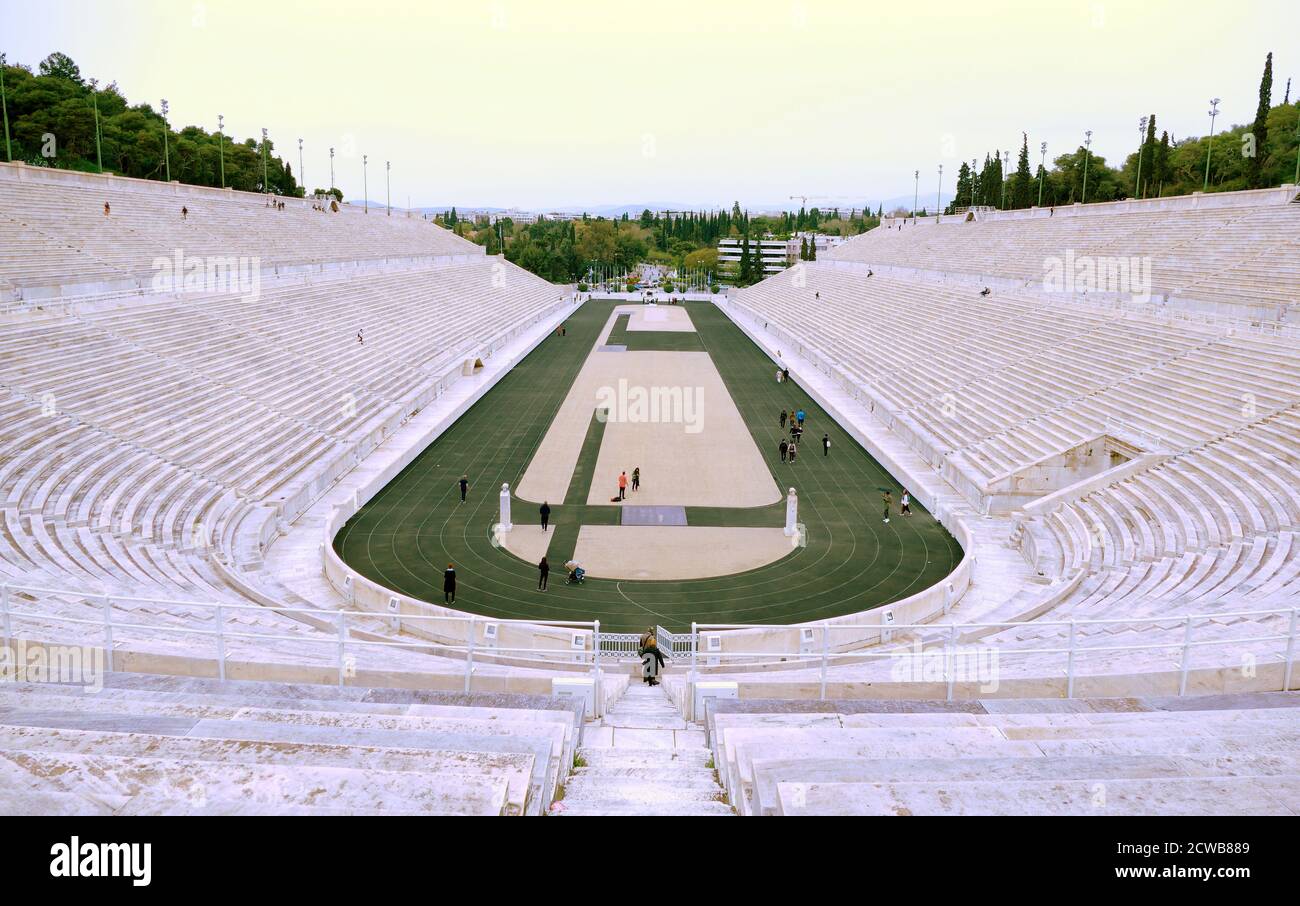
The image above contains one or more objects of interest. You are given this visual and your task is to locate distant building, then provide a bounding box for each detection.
[789,232,849,258]
[717,237,790,276]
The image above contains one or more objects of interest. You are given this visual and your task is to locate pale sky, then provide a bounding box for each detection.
[7,0,1295,209]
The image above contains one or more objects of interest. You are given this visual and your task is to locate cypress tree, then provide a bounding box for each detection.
[1250,52,1273,187]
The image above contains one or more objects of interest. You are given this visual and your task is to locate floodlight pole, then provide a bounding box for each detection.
[912,169,919,219]
[87,78,103,172]
[1081,130,1093,204]
[217,114,226,188]
[386,160,391,216]
[1203,98,1220,192]
[0,53,10,163]
[936,163,942,220]
[363,155,368,213]
[1038,142,1047,207]
[329,147,335,194]
[161,99,171,182]
[1135,116,1147,199]
[298,138,304,194]
[1001,150,1009,210]
[261,127,269,195]
[970,158,978,208]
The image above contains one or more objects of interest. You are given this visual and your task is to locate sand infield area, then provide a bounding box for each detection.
[511,304,784,579]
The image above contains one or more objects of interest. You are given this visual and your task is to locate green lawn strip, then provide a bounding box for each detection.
[564,408,610,506]
[605,309,706,351]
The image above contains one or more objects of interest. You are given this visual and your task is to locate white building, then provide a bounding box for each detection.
[717,237,790,276]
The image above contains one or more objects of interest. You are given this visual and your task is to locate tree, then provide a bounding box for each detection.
[1010,133,1034,209]
[1250,51,1273,187]
[38,52,82,83]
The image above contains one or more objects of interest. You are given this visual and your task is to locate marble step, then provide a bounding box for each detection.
[0,690,573,766]
[0,724,536,815]
[576,746,713,769]
[748,753,1300,817]
[0,708,560,815]
[602,714,688,730]
[0,748,510,815]
[552,800,734,816]
[563,775,724,803]
[775,776,1300,816]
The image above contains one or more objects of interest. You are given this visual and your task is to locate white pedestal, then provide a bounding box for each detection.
[692,680,738,722]
[498,483,513,533]
[552,676,596,720]
[784,487,798,536]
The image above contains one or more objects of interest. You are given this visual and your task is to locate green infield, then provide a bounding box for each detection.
[333,299,962,631]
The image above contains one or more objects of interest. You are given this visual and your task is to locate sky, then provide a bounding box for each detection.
[6,0,1296,209]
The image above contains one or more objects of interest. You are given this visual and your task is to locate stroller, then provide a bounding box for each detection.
[564,560,586,585]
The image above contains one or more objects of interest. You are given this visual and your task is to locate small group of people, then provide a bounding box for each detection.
[880,488,913,523]
[774,366,790,383]
[779,407,806,430]
[614,467,640,501]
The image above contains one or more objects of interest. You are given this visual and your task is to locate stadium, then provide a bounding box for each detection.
[1,4,1299,822]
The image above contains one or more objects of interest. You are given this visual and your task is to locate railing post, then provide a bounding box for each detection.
[1178,614,1194,696]
[690,621,698,680]
[101,595,115,673]
[335,609,347,687]
[946,623,958,702]
[819,622,829,701]
[0,584,11,648]
[592,620,601,675]
[1066,621,1077,699]
[1284,608,1294,691]
[214,603,226,682]
[465,616,476,694]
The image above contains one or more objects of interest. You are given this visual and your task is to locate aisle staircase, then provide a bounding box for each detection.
[554,683,733,816]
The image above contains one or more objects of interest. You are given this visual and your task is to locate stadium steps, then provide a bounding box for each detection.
[554,684,733,816]
[703,694,1300,815]
[0,673,587,815]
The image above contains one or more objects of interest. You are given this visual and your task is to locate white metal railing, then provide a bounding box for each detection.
[0,581,604,692]
[687,606,1299,701]
[2,582,1295,701]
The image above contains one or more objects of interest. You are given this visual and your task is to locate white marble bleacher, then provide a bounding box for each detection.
[0,165,481,298]
[0,672,584,815]
[0,171,577,694]
[703,694,1300,815]
[832,198,1300,316]
[716,189,1299,696]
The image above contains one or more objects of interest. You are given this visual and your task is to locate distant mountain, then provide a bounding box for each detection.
[393,194,956,218]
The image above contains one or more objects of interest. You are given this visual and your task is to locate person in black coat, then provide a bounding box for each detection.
[537,556,550,590]
[443,563,457,603]
[638,638,667,686]
[540,501,551,531]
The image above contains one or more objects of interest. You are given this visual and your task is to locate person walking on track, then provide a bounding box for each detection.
[458,474,469,503]
[632,467,640,492]
[618,471,628,501]
[540,501,551,531]
[901,489,912,517]
[538,556,550,591]
[823,433,830,456]
[882,491,893,524]
[443,563,457,603]
[780,409,788,429]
